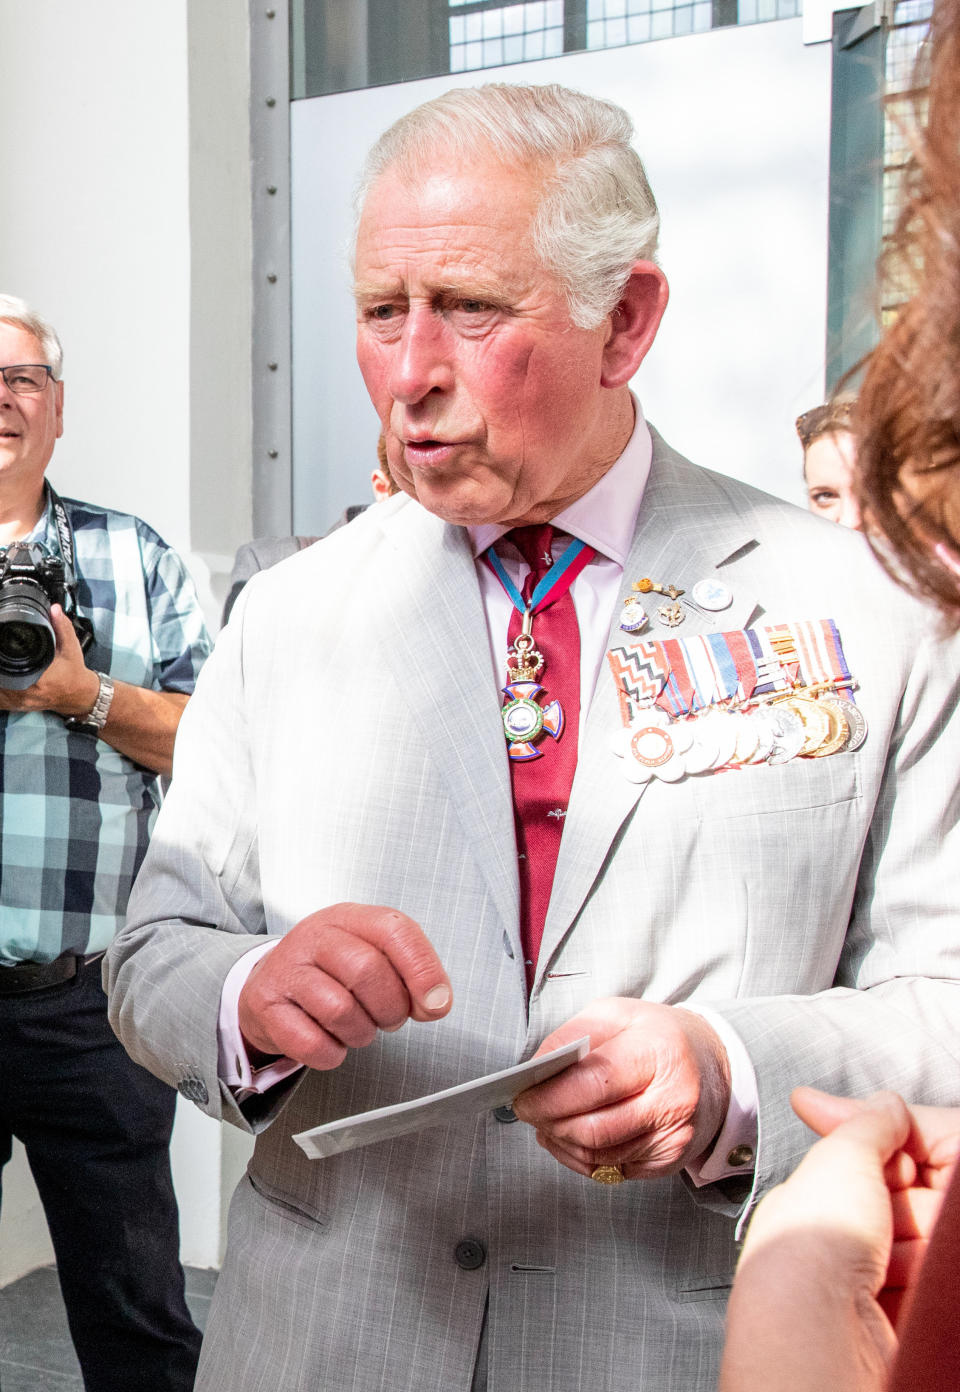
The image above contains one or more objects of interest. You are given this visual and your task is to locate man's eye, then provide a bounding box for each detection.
[452,298,504,317]
[368,304,397,321]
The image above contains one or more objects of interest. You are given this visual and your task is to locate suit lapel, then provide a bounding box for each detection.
[537,433,764,983]
[368,500,520,944]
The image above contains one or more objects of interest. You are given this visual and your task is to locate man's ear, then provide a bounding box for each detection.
[600,262,669,388]
[55,379,65,439]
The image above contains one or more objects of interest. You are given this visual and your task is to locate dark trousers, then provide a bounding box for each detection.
[0,957,202,1391]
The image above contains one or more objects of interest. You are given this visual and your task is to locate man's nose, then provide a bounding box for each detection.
[388,308,453,404]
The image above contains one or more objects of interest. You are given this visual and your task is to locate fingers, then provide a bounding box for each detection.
[517,1027,656,1126]
[341,904,452,1022]
[514,999,727,1180]
[306,919,426,1030]
[790,1085,865,1136]
[902,1104,960,1179]
[534,1102,696,1179]
[50,604,83,659]
[243,997,355,1072]
[238,903,452,1070]
[890,1182,945,1245]
[792,1090,960,1199]
[792,1087,912,1157]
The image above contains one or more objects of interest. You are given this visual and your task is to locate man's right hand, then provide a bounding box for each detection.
[237,903,452,1070]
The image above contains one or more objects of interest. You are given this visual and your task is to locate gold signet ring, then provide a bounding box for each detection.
[590,1165,625,1185]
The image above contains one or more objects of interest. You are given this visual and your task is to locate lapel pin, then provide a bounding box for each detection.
[619,597,649,633]
[656,601,685,627]
[691,578,733,612]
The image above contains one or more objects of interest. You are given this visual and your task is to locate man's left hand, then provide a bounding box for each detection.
[512,998,731,1179]
[0,604,98,717]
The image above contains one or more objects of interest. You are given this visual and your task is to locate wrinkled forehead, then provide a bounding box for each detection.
[355,143,549,249]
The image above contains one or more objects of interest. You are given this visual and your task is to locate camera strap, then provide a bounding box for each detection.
[45,484,95,653]
[47,485,78,580]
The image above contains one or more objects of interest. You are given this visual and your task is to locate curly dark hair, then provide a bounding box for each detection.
[856,0,960,623]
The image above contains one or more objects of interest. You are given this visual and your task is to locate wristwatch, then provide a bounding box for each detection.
[65,672,115,735]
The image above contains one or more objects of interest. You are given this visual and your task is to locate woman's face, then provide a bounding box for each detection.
[804,430,862,530]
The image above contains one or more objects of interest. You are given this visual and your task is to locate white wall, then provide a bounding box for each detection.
[0,0,254,1287]
[0,0,253,619]
[291,18,831,534]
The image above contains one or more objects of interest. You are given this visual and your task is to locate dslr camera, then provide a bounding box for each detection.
[0,542,93,691]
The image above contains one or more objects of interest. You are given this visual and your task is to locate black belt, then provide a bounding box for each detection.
[0,952,101,996]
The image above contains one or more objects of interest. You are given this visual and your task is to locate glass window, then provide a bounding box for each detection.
[292,0,804,98]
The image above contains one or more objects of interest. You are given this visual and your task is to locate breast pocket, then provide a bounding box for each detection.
[692,747,862,822]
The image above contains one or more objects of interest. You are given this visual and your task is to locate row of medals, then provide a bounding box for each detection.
[614,682,869,784]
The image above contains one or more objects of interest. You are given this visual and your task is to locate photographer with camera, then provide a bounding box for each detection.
[0,295,211,1391]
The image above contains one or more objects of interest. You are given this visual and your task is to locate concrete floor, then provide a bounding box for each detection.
[0,1264,216,1390]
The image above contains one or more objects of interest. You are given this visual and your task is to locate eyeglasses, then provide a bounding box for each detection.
[0,364,55,395]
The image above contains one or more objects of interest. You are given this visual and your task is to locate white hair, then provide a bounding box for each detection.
[356,83,661,330]
[0,294,64,378]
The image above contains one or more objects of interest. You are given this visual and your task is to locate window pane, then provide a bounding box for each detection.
[293,0,818,98]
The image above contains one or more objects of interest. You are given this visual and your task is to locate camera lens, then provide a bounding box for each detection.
[0,619,49,664]
[0,583,57,690]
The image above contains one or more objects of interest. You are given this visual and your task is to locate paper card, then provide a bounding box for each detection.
[293,1036,590,1160]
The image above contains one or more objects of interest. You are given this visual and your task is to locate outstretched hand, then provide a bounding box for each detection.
[719,1087,960,1392]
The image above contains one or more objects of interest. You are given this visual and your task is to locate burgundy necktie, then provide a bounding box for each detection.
[502,524,582,988]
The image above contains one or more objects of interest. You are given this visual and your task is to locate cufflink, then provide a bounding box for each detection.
[726,1143,755,1168]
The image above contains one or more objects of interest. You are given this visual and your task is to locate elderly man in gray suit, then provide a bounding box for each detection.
[106,84,960,1391]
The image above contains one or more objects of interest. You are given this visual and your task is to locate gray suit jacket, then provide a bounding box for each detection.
[106,433,960,1392]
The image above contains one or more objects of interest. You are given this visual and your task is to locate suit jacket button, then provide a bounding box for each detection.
[178,1077,209,1106]
[454,1238,487,1270]
[493,1105,518,1123]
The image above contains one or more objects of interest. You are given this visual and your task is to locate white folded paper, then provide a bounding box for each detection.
[293,1036,590,1160]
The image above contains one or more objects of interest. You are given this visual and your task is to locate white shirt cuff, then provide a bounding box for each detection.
[217,939,304,1099]
[681,1004,758,1186]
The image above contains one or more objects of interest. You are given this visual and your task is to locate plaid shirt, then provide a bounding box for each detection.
[0,490,213,963]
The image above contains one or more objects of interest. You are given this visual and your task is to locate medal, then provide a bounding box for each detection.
[608,617,865,784]
[764,703,806,764]
[486,534,596,761]
[806,698,851,758]
[500,615,564,760]
[771,694,831,756]
[614,710,694,783]
[832,698,868,752]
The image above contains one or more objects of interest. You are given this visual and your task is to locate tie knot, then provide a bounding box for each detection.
[505,524,556,578]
